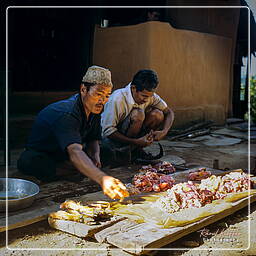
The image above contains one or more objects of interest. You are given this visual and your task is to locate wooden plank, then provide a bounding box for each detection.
[48,216,126,238]
[47,192,159,238]
[95,220,179,254]
[0,203,59,232]
[46,168,256,253]
[148,195,256,249]
[94,194,256,254]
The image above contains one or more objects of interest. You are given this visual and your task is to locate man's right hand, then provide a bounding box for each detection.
[135,131,154,147]
[100,176,129,200]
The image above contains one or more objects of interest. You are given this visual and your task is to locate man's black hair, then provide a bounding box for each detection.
[131,69,159,92]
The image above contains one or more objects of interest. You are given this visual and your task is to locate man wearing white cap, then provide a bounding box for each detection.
[17,66,128,200]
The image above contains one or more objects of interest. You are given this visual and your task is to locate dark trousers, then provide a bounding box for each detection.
[17,149,58,181]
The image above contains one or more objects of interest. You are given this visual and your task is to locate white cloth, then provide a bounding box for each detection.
[101,83,168,137]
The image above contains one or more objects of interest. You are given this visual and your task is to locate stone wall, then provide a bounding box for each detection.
[93,21,232,126]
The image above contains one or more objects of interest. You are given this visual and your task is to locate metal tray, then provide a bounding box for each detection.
[0,178,39,212]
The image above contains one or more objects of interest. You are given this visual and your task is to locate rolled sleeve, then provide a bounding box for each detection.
[52,114,82,152]
[101,99,122,138]
[151,94,168,111]
[103,126,118,138]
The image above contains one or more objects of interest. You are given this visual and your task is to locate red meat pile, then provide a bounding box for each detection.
[168,181,215,209]
[188,168,212,181]
[155,171,252,213]
[199,171,253,200]
[132,171,175,193]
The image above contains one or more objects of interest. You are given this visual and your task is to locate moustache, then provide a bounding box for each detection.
[95,104,103,108]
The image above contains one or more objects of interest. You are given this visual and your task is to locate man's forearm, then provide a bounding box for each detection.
[67,144,105,185]
[162,108,175,134]
[108,131,138,145]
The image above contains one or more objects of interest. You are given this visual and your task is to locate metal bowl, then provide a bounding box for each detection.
[0,178,40,212]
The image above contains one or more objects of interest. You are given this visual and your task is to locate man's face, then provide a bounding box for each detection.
[81,84,112,114]
[131,85,154,105]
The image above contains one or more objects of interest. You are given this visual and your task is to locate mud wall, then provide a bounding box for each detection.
[93,22,232,126]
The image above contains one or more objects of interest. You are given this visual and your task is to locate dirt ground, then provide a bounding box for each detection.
[0,126,256,256]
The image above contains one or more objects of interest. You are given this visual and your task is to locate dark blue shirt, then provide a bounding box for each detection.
[26,94,102,160]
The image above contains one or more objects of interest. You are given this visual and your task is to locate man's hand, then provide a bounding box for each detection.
[135,131,154,147]
[152,130,167,141]
[100,176,129,200]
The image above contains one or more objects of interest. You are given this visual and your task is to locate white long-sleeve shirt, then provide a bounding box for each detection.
[101,83,167,138]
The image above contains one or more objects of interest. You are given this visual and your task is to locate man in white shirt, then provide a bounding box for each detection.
[101,69,174,165]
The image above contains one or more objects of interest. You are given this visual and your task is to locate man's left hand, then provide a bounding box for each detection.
[152,130,167,141]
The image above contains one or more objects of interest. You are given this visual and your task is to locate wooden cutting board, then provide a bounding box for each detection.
[94,195,256,254]
[48,215,126,238]
[48,168,255,254]
[47,192,256,254]
[47,191,157,237]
